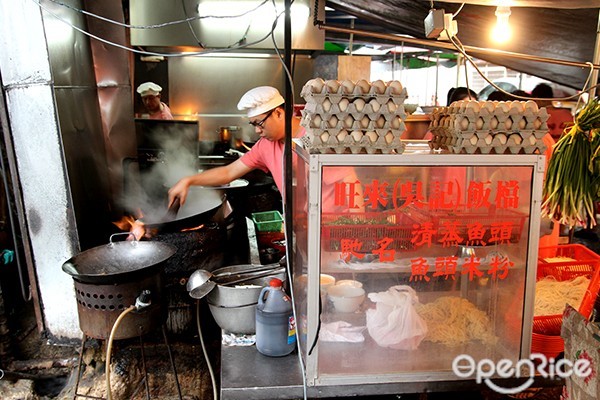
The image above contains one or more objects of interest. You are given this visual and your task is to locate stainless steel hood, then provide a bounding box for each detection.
[130,0,324,50]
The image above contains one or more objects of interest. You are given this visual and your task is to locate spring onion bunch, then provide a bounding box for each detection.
[542,97,600,228]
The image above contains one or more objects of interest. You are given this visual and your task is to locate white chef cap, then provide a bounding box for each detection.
[237,86,284,118]
[136,82,162,97]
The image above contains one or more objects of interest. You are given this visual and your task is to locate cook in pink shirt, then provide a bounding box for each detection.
[168,86,360,214]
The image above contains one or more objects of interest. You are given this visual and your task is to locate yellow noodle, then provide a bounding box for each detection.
[415,296,498,347]
[534,275,590,316]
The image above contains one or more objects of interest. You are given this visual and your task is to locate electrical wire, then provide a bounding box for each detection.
[44,0,270,30]
[180,0,205,48]
[31,0,279,57]
[445,28,596,104]
[196,300,218,400]
[452,3,466,18]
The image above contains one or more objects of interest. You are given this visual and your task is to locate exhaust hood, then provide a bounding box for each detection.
[130,0,324,50]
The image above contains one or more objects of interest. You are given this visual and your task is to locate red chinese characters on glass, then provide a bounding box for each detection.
[339,238,365,262]
[410,257,431,282]
[372,237,395,262]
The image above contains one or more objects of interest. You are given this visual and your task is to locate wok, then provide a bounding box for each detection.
[140,187,225,232]
[62,233,177,284]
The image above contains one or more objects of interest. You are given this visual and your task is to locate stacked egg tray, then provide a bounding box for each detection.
[299,78,408,154]
[429,100,549,154]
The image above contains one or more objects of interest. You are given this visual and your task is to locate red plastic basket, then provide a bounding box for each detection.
[531,244,600,356]
[320,212,416,252]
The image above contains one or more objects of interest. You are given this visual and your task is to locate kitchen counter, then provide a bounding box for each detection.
[219,343,565,399]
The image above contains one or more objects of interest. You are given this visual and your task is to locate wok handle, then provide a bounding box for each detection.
[109,232,136,243]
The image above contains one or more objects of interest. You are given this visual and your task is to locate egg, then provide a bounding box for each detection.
[336,130,348,142]
[529,135,537,146]
[385,132,395,144]
[460,117,470,131]
[496,133,507,145]
[366,131,378,143]
[351,130,363,142]
[371,79,386,94]
[504,117,513,130]
[533,117,542,130]
[307,78,325,94]
[387,80,403,95]
[524,100,539,113]
[387,100,397,113]
[369,99,381,113]
[338,98,350,112]
[328,115,339,128]
[322,98,332,112]
[484,134,493,145]
[497,101,511,115]
[476,117,485,130]
[490,117,499,130]
[343,115,355,128]
[311,114,322,128]
[356,79,371,94]
[340,80,355,94]
[510,100,524,113]
[360,116,370,128]
[509,133,523,145]
[353,98,366,112]
[391,116,401,129]
[482,101,496,114]
[465,100,481,113]
[376,115,386,128]
[470,135,478,146]
[320,132,330,143]
[518,117,527,130]
[325,80,340,94]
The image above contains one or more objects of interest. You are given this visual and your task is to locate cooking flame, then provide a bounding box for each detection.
[181,224,204,232]
[113,212,153,241]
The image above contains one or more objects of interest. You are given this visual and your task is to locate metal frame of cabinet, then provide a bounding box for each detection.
[291,140,546,388]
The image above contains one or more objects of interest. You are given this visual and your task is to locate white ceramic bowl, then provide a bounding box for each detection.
[327,285,365,313]
[335,279,363,288]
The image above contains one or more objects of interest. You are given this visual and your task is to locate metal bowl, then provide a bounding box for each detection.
[207,303,257,334]
[187,269,216,299]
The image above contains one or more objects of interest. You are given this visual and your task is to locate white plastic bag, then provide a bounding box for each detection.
[365,285,428,350]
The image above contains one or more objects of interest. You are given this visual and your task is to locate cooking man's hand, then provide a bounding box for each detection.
[168,177,191,207]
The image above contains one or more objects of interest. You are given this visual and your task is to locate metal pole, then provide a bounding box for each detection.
[319,23,600,71]
[284,0,293,276]
[589,9,600,98]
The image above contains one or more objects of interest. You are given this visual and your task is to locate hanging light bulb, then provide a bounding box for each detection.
[491,5,512,44]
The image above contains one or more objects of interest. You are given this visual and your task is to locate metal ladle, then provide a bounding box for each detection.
[186,265,285,300]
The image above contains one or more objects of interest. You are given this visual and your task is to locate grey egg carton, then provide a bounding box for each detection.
[301,128,405,154]
[300,79,407,102]
[301,97,407,121]
[429,100,550,154]
[430,130,547,154]
[301,112,406,132]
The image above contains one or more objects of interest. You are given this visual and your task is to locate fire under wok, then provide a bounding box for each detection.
[62,234,177,284]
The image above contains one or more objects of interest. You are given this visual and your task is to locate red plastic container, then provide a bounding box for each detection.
[532,244,600,357]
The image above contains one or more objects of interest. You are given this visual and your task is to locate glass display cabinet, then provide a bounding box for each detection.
[291,140,545,387]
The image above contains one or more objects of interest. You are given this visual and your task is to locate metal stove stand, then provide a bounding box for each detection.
[72,325,182,400]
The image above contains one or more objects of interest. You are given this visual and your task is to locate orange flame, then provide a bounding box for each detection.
[181,224,204,232]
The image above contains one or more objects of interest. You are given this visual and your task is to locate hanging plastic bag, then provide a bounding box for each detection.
[366,285,428,350]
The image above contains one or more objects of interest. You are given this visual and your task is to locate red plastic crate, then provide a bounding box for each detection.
[532,244,600,356]
[320,212,416,252]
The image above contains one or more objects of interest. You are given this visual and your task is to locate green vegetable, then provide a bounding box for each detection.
[542,98,600,228]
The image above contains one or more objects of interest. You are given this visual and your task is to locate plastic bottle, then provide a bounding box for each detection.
[255,278,296,357]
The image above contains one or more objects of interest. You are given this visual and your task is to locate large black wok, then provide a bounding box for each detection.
[62,234,177,284]
[140,187,225,232]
